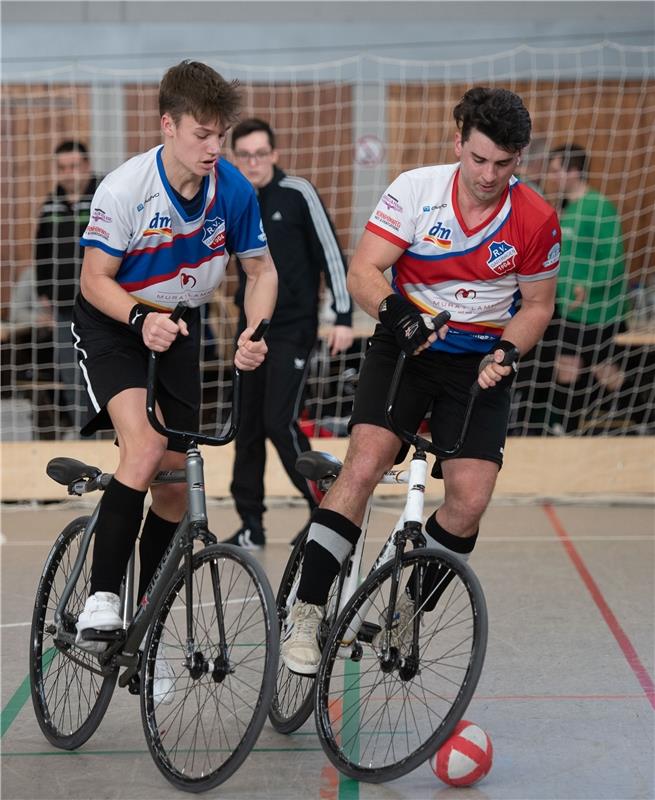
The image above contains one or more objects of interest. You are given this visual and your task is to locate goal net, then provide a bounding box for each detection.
[2,43,654,449]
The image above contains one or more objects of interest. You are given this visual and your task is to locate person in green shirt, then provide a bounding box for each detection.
[546,143,629,432]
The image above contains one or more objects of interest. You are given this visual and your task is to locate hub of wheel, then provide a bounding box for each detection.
[379,646,400,672]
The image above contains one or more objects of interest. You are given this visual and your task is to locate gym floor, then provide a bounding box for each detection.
[1,498,653,800]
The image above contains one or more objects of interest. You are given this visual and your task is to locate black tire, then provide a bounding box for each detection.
[268,530,316,733]
[140,543,279,793]
[269,530,344,734]
[29,516,118,750]
[315,548,488,782]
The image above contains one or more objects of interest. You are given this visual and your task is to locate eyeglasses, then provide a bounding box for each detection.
[233,149,273,163]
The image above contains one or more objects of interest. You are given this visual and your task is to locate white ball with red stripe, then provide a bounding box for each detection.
[430,720,493,787]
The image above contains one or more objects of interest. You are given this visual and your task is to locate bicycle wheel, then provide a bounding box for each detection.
[269,531,343,734]
[30,516,118,750]
[268,531,315,733]
[315,547,488,782]
[140,542,278,793]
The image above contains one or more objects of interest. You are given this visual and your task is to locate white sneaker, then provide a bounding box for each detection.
[75,592,122,653]
[374,592,416,653]
[153,643,176,706]
[281,601,323,675]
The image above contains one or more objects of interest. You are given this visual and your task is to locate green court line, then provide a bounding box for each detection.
[0,673,31,739]
[338,659,361,800]
[1,647,56,738]
[3,648,360,800]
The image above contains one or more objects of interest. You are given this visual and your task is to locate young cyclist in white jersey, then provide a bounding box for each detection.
[71,62,278,697]
[282,86,561,675]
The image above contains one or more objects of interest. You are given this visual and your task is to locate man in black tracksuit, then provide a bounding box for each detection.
[35,140,98,430]
[226,118,353,548]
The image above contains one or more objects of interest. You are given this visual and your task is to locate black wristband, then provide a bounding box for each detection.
[488,339,521,364]
[378,293,417,330]
[128,303,154,336]
[478,339,520,386]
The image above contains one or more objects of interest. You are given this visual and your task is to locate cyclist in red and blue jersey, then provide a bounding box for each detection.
[72,62,278,672]
[282,87,560,675]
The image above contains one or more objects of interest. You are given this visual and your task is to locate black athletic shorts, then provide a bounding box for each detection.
[72,294,201,453]
[349,326,512,476]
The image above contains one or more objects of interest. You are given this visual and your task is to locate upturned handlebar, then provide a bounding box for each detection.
[384,311,519,458]
[146,302,269,447]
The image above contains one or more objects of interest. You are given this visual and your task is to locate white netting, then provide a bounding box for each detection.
[1,43,654,442]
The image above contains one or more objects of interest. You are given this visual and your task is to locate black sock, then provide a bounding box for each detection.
[297,508,361,606]
[90,477,147,596]
[409,514,478,611]
[137,509,180,603]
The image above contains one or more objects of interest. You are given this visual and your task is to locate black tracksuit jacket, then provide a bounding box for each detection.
[35,177,99,317]
[234,166,352,338]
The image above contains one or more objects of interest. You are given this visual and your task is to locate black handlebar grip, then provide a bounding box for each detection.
[169,302,188,323]
[431,310,451,329]
[250,319,270,342]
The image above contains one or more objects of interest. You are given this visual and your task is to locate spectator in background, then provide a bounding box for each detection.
[518,134,548,195]
[35,140,99,431]
[225,118,353,549]
[545,143,630,433]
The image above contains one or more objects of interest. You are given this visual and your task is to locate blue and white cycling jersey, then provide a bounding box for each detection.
[80,146,268,309]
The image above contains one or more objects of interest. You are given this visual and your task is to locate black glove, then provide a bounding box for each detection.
[378,293,434,355]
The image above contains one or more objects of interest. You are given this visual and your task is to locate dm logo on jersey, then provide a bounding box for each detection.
[181,273,197,289]
[143,211,173,238]
[422,221,452,250]
[202,216,226,250]
[487,240,518,275]
[455,288,477,300]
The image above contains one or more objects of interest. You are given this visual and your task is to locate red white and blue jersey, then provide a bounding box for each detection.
[366,163,561,354]
[80,146,268,309]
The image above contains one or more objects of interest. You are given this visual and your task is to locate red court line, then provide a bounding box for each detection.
[543,503,655,711]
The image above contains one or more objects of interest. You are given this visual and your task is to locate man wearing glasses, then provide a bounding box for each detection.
[226,118,353,549]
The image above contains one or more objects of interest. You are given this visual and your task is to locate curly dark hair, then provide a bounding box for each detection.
[159,60,242,127]
[453,87,532,153]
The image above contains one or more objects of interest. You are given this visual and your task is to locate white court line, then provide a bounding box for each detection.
[2,596,256,630]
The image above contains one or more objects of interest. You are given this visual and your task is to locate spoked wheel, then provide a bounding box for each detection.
[315,548,488,783]
[268,531,315,733]
[141,543,279,793]
[269,531,342,734]
[29,516,118,749]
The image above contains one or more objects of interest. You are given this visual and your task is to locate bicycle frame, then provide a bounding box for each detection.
[50,305,269,684]
[313,323,520,652]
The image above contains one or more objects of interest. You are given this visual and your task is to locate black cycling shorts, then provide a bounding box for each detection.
[71,294,201,453]
[349,326,512,476]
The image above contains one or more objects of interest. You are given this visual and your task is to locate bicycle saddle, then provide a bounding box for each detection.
[46,457,101,486]
[295,451,343,481]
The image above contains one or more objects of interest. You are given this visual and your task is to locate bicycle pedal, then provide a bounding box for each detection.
[80,627,124,642]
[356,621,381,644]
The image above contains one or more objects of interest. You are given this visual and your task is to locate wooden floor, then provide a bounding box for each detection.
[1,497,653,800]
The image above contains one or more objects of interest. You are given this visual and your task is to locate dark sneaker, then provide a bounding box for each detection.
[224,523,265,550]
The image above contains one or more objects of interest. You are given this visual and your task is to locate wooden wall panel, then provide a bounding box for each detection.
[1,84,91,311]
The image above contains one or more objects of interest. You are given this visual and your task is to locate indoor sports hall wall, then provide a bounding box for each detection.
[1,23,654,500]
